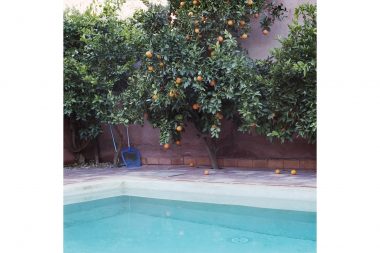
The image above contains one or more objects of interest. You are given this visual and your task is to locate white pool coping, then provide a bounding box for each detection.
[64,176,316,212]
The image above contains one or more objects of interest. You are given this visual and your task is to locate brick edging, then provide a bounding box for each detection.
[141,157,316,170]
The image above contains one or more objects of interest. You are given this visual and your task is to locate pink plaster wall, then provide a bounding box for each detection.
[241,0,317,59]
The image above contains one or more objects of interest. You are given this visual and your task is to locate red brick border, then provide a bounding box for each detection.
[141,157,316,170]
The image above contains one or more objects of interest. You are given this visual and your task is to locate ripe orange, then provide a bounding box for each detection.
[291,169,297,175]
[247,0,253,6]
[239,20,246,27]
[192,103,200,110]
[217,36,224,43]
[240,33,248,39]
[197,75,203,81]
[194,20,199,25]
[169,90,176,98]
[188,12,193,17]
[193,0,199,5]
[227,20,234,26]
[159,62,164,67]
[163,143,170,150]
[262,29,269,35]
[204,170,209,175]
[176,140,181,145]
[186,34,191,40]
[210,80,217,87]
[152,94,158,100]
[176,126,183,132]
[145,51,153,58]
[175,77,182,85]
[156,54,161,59]
[201,16,206,22]
[216,112,223,120]
[275,169,281,174]
[180,1,185,7]
[194,28,200,33]
[148,66,154,72]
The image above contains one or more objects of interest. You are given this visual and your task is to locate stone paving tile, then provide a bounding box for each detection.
[64,165,316,188]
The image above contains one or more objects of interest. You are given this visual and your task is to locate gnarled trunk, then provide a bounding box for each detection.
[94,136,99,166]
[203,137,219,170]
[69,119,90,164]
[113,125,124,167]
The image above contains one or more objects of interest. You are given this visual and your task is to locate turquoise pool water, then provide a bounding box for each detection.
[64,196,316,253]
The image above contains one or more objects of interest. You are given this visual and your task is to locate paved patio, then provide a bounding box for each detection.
[64,165,316,188]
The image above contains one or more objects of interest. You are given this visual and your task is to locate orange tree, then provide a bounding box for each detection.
[129,1,285,169]
[239,4,316,143]
[64,1,145,165]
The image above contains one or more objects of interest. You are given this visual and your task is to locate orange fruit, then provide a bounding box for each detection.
[247,0,253,6]
[188,12,193,17]
[189,162,194,167]
[192,103,200,110]
[194,28,200,33]
[152,94,158,100]
[227,20,234,26]
[156,54,161,59]
[193,0,199,5]
[239,20,246,27]
[210,80,217,87]
[201,16,206,22]
[194,20,199,26]
[169,90,176,97]
[180,1,185,7]
[176,126,183,132]
[176,140,181,145]
[186,34,191,40]
[204,170,209,175]
[262,29,269,35]
[291,169,297,175]
[175,77,182,85]
[145,51,153,58]
[148,66,154,72]
[163,143,170,150]
[275,169,281,174]
[217,36,224,43]
[216,112,223,120]
[197,75,203,81]
[159,62,164,67]
[241,33,248,39]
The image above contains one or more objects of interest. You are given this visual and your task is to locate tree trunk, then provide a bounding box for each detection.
[78,153,85,165]
[203,137,219,170]
[69,119,90,163]
[94,136,99,166]
[113,125,124,167]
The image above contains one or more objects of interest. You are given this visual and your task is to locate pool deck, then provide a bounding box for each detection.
[64,166,316,211]
[64,165,316,187]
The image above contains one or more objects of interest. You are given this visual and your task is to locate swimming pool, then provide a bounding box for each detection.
[64,195,316,253]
